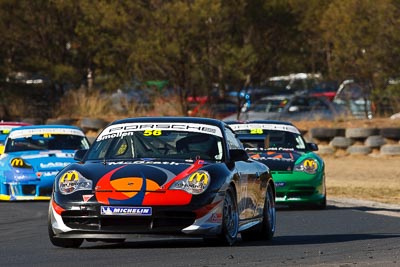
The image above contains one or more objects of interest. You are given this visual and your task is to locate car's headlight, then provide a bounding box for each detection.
[58,170,93,195]
[10,158,32,169]
[169,170,210,195]
[294,159,318,174]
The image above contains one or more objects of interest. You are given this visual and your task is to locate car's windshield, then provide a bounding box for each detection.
[238,130,306,152]
[250,98,289,113]
[87,123,224,161]
[5,134,89,152]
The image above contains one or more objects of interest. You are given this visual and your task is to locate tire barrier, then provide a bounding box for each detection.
[306,127,400,157]
[80,117,109,132]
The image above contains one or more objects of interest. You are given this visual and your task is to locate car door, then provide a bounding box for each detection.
[225,127,261,220]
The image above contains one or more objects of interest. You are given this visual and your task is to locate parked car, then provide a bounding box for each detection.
[308,80,339,101]
[227,120,326,209]
[333,80,374,119]
[227,73,322,111]
[48,117,276,248]
[223,94,345,121]
[0,125,90,201]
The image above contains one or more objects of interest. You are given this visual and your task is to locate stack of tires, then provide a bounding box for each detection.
[309,127,400,156]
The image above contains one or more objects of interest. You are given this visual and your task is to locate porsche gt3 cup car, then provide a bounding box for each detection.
[48,117,276,248]
[227,120,326,209]
[0,125,90,201]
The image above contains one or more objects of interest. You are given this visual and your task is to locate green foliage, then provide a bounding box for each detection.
[0,0,400,119]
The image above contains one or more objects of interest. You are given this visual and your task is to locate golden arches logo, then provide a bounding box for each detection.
[11,158,24,167]
[303,159,317,169]
[188,171,209,185]
[60,171,79,183]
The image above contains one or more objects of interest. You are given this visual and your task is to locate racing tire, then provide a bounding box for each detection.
[241,183,276,241]
[48,210,83,248]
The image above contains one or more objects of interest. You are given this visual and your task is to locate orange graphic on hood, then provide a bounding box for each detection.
[110,177,160,198]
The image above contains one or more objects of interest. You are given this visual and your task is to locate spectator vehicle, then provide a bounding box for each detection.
[0,125,90,201]
[333,80,374,119]
[227,120,326,209]
[48,117,276,248]
[223,94,344,121]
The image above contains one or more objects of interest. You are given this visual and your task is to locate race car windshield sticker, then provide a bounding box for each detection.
[229,123,300,134]
[9,128,85,138]
[97,122,223,141]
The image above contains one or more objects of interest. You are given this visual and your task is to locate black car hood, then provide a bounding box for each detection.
[70,159,205,186]
[247,150,303,171]
[60,159,211,205]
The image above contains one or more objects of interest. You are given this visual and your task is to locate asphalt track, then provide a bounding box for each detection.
[0,199,399,267]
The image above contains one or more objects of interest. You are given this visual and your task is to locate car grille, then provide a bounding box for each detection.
[61,209,196,233]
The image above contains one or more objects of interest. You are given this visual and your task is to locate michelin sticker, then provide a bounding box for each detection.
[101,206,152,216]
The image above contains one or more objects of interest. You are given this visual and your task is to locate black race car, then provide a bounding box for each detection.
[48,117,276,248]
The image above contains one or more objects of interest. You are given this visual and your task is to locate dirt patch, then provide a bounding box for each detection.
[324,155,400,205]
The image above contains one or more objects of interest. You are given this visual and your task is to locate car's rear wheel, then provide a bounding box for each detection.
[241,183,276,241]
[262,183,276,240]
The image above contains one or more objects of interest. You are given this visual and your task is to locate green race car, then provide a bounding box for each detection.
[227,120,326,209]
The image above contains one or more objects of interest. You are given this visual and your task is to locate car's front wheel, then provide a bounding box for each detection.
[207,185,239,246]
[222,186,239,245]
[48,207,83,248]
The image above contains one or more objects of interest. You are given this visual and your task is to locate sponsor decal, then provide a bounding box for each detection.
[38,171,59,177]
[229,123,300,134]
[9,128,85,138]
[211,213,223,223]
[101,206,152,216]
[108,160,180,166]
[82,194,94,202]
[97,122,223,141]
[11,158,24,167]
[40,162,70,169]
[275,182,286,187]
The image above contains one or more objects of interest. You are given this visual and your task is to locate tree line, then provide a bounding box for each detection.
[1,0,399,116]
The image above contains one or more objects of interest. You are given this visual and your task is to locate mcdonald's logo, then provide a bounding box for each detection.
[303,159,317,170]
[188,171,209,185]
[11,158,25,167]
[60,171,79,183]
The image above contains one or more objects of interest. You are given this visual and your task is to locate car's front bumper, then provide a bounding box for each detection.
[49,193,226,240]
[0,181,52,201]
[273,171,325,205]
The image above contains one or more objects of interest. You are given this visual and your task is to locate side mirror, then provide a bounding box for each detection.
[74,149,88,161]
[307,142,319,151]
[229,149,249,162]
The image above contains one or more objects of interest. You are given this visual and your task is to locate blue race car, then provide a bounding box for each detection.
[0,125,90,201]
